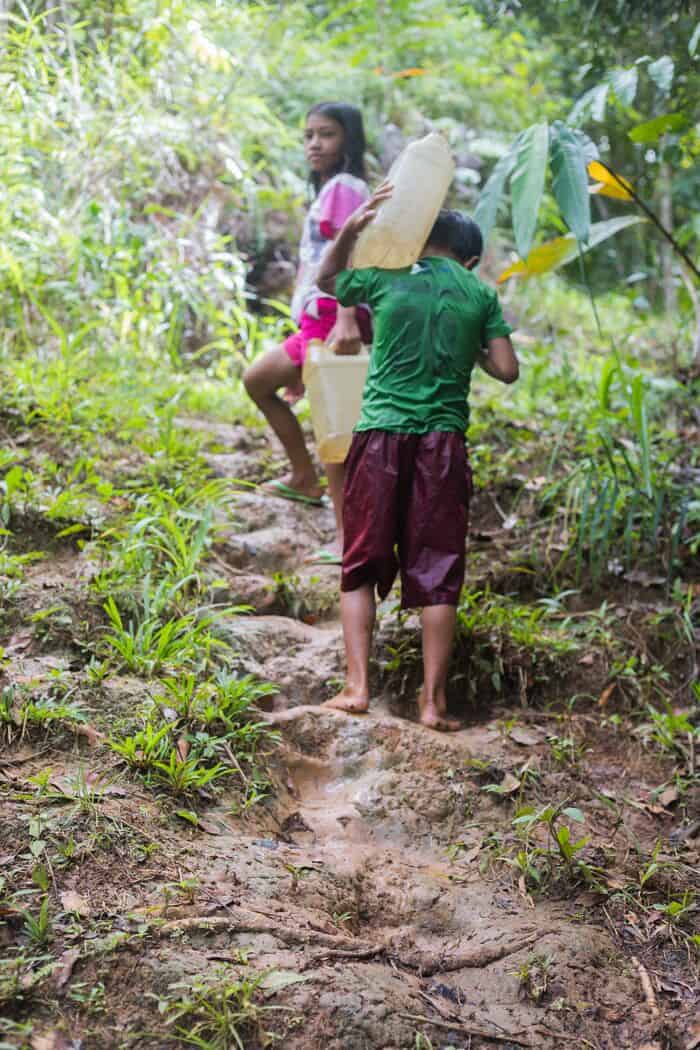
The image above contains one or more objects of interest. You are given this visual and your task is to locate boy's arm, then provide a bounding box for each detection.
[317,183,392,296]
[477,337,519,384]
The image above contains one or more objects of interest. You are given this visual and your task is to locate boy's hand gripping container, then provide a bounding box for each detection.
[302,340,369,463]
[351,132,455,270]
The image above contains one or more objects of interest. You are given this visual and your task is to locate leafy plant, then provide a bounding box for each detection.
[636,703,699,766]
[476,119,598,259]
[100,588,232,678]
[509,802,601,888]
[150,750,233,796]
[21,897,52,947]
[161,966,286,1049]
[653,891,696,928]
[109,722,172,771]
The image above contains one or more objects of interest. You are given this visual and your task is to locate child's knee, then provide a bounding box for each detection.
[243,363,266,401]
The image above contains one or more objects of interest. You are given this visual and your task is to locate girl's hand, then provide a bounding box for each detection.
[345,181,393,238]
[326,309,362,355]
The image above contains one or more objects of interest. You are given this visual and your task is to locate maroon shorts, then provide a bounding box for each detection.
[341,430,472,609]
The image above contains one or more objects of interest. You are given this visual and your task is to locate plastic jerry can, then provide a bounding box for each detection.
[302,339,369,463]
[351,132,455,270]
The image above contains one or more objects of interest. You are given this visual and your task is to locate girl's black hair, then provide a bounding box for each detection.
[427,209,483,262]
[306,102,367,192]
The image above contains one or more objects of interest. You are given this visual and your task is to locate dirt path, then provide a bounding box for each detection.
[1,420,698,1050]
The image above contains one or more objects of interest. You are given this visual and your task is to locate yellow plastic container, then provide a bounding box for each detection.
[352,132,455,270]
[302,340,369,463]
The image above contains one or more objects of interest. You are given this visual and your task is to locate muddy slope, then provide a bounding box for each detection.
[1,421,698,1050]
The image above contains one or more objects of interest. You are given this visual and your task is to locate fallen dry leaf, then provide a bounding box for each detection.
[5,631,33,654]
[517,874,534,908]
[598,683,615,707]
[623,569,666,588]
[657,785,680,808]
[509,726,545,746]
[60,890,90,917]
[54,949,80,991]
[198,818,222,835]
[30,1032,74,1050]
[498,772,522,794]
[578,653,596,665]
[72,723,104,746]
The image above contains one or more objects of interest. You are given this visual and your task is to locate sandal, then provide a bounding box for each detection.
[305,548,343,566]
[261,481,328,507]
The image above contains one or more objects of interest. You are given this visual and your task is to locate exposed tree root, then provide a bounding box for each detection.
[398,1011,560,1047]
[156,911,555,977]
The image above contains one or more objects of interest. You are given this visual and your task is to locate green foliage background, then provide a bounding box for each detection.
[0,0,698,584]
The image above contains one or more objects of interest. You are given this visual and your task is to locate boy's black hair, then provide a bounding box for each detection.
[307,102,367,192]
[427,209,483,262]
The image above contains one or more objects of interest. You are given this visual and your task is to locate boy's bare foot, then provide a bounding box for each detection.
[417,691,461,732]
[322,687,369,714]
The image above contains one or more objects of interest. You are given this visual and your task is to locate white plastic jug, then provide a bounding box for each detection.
[352,132,455,270]
[302,340,369,463]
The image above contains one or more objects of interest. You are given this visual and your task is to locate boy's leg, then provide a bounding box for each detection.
[323,584,375,712]
[243,347,321,499]
[399,432,471,732]
[418,604,461,731]
[324,431,401,715]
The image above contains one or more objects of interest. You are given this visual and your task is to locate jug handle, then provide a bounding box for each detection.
[327,340,366,357]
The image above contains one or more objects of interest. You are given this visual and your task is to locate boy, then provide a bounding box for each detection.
[317,190,519,731]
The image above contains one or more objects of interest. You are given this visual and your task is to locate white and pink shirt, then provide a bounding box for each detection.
[291,172,369,324]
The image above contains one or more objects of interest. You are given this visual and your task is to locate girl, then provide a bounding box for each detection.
[243,102,372,562]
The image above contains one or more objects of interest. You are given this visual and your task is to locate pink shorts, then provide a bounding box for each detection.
[284,297,372,368]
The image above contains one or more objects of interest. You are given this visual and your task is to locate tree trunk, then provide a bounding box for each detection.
[659,157,677,317]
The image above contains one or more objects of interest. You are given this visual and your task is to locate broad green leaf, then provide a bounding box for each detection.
[647,55,674,94]
[550,122,590,244]
[175,809,199,826]
[510,121,549,259]
[497,215,647,283]
[570,129,599,165]
[690,21,700,56]
[610,66,638,106]
[598,358,618,411]
[629,112,688,144]
[588,161,634,201]
[556,826,573,860]
[473,141,519,249]
[569,82,610,126]
[562,806,585,823]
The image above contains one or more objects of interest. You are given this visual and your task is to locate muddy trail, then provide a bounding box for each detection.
[1,417,699,1050]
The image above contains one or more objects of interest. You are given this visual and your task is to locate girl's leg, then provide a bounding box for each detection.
[323,584,375,713]
[243,347,321,498]
[323,461,345,553]
[418,604,461,731]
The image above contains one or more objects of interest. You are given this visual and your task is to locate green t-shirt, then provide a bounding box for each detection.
[336,256,512,434]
